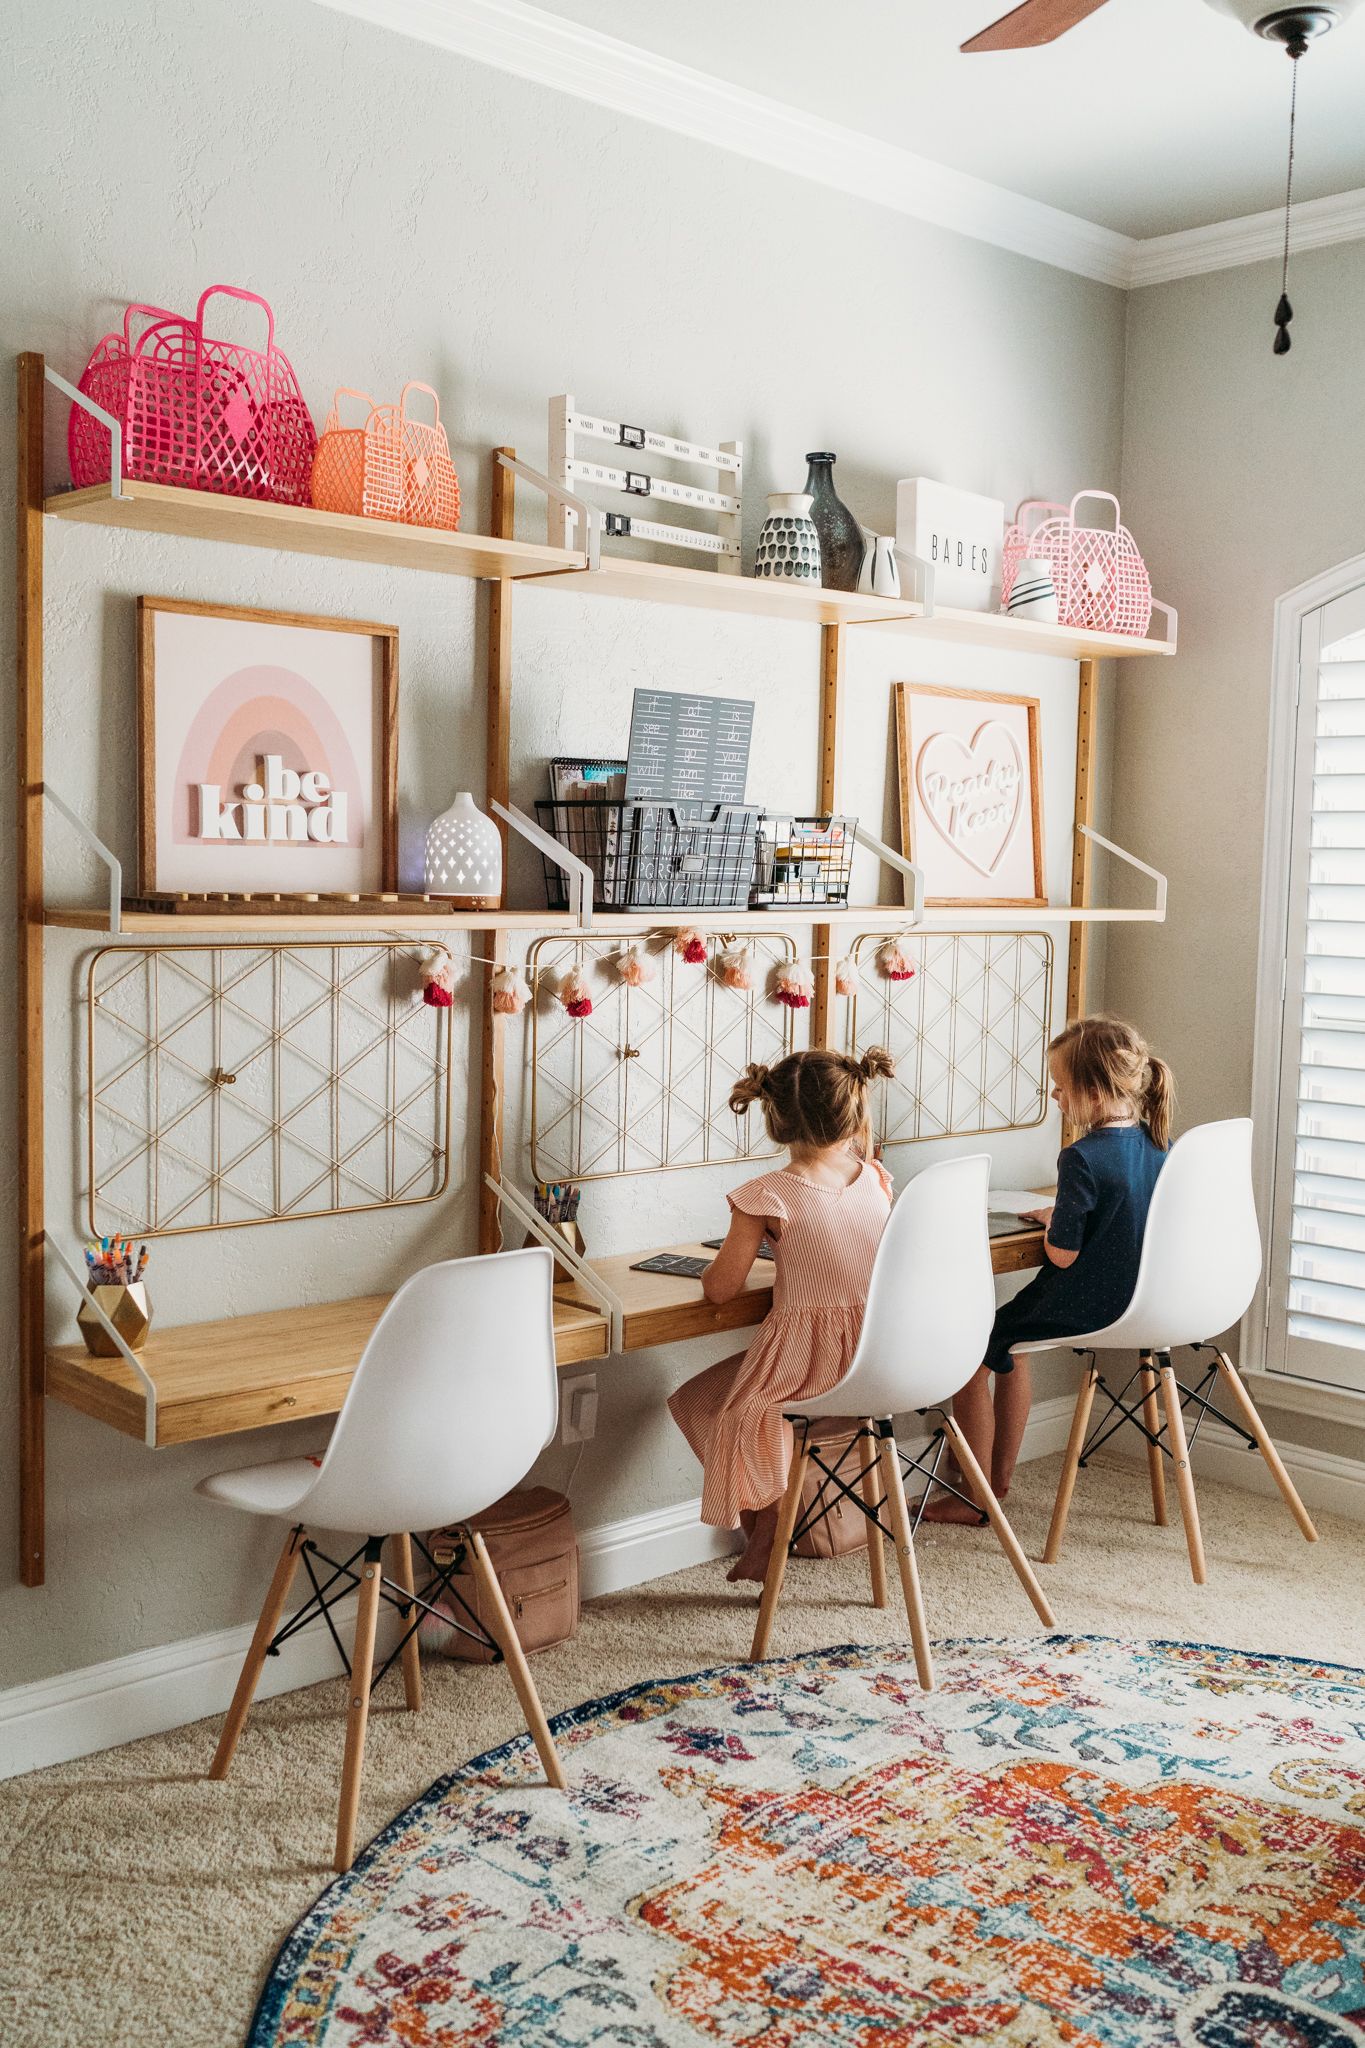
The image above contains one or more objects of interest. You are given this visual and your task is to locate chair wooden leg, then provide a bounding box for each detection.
[389,1532,424,1713]
[469,1529,566,1791]
[335,1541,384,1872]
[858,1420,888,1610]
[1158,1354,1206,1586]
[1044,1364,1097,1565]
[1138,1353,1168,1527]
[1210,1348,1318,1544]
[878,1431,934,1691]
[209,1524,304,1781]
[750,1430,810,1663]
[943,1417,1056,1629]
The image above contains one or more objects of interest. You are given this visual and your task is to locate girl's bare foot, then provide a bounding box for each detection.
[726,1506,779,1583]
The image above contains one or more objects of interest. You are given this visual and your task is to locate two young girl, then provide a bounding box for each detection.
[669,1015,1172,1575]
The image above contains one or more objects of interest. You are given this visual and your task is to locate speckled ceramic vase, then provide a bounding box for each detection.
[803,452,862,592]
[753,492,822,583]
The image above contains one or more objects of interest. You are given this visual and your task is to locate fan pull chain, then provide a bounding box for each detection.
[1274,48,1301,356]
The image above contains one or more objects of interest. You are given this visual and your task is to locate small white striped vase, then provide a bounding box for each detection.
[1006,556,1060,624]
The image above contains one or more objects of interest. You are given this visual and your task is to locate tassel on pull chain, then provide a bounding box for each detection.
[1274,47,1302,356]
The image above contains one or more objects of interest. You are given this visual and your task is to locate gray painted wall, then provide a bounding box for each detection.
[1109,240,1365,1458]
[0,0,1126,1690]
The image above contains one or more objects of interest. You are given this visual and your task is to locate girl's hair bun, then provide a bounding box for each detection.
[729,1062,772,1115]
[859,1046,896,1083]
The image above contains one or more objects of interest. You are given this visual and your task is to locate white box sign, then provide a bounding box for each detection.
[897,478,1004,614]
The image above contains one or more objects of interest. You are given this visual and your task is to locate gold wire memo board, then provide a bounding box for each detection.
[845,930,1054,1147]
[88,943,453,1237]
[528,933,800,1182]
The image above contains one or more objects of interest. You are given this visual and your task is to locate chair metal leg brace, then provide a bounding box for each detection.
[266,1532,501,1696]
[1076,1358,1256,1472]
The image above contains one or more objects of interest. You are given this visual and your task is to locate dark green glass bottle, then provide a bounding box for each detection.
[803,452,862,592]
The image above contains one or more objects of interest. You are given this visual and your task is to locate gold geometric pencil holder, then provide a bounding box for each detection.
[524,1222,585,1286]
[77,1282,152,1358]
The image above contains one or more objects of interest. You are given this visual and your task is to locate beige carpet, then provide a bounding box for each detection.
[2,1451,1362,2048]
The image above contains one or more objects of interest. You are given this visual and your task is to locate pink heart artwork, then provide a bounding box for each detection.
[915,720,1024,878]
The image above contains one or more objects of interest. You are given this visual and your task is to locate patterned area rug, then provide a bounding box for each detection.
[250,1637,1365,2047]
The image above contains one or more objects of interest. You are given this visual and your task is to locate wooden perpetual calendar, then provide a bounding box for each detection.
[548,395,742,569]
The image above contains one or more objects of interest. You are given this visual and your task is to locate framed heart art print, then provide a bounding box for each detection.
[894,681,1045,908]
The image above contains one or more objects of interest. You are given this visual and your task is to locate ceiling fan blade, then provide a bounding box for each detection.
[961,0,1111,52]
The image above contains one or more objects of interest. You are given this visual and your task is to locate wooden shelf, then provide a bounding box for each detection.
[44,481,585,583]
[43,904,574,936]
[45,1292,609,1448]
[43,481,1175,661]
[519,554,1176,659]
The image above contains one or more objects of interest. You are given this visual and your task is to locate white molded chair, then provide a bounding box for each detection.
[197,1247,566,1871]
[1010,1118,1318,1585]
[751,1154,1056,1688]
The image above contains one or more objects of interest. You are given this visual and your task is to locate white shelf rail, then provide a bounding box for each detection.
[484,1174,624,1355]
[47,1235,158,1448]
[493,800,596,931]
[44,366,130,502]
[494,450,603,571]
[43,784,123,934]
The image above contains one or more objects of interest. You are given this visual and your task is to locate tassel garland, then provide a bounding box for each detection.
[675,926,708,966]
[774,961,814,1010]
[560,965,594,1018]
[716,943,755,992]
[876,939,916,983]
[418,945,456,1008]
[616,942,655,987]
[491,965,531,1015]
[833,955,858,998]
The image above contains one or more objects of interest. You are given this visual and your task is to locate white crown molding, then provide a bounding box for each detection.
[310,0,1136,287]
[1129,185,1365,287]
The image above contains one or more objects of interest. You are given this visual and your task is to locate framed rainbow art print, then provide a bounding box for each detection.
[135,598,398,897]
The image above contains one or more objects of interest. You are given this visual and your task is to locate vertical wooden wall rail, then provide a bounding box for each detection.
[477,450,515,1254]
[811,621,845,1048]
[17,353,46,1586]
[1065,657,1098,1024]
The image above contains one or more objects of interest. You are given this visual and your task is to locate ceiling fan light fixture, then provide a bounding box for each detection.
[1201,0,1358,36]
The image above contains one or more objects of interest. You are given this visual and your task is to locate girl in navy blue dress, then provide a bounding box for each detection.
[926,1015,1174,1524]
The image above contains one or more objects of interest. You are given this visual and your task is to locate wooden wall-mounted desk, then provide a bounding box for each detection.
[554,1224,1047,1354]
[46,1292,610,1450]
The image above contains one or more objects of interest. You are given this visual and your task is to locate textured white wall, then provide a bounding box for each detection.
[1110,241,1365,1461]
[0,0,1125,1689]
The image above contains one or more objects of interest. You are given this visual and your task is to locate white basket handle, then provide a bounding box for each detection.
[399,381,442,430]
[1069,489,1123,534]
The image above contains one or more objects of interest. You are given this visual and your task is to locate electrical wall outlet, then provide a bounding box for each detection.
[561,1373,598,1445]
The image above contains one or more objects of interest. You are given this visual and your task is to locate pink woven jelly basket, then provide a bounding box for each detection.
[310,382,461,531]
[1003,491,1155,638]
[68,285,317,504]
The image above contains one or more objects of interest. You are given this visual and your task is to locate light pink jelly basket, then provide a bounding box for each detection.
[68,285,317,505]
[1003,491,1176,642]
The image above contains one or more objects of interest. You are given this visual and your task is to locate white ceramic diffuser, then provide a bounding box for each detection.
[424,791,502,908]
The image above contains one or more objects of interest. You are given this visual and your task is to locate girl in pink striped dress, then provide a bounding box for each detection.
[669,1047,896,1583]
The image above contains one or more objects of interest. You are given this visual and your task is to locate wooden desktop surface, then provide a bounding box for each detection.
[46,1221,1046,1450]
[555,1221,1047,1353]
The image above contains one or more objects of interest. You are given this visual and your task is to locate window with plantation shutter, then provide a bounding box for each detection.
[1266,593,1365,1394]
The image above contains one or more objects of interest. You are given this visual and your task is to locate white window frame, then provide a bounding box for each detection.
[1246,547,1365,1421]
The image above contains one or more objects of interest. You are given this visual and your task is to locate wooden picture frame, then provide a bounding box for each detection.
[136,598,398,897]
[894,680,1045,908]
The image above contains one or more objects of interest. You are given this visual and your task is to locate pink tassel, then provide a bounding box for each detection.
[561,965,593,1019]
[774,962,813,1010]
[876,939,916,983]
[833,956,858,998]
[616,943,655,987]
[419,945,456,1008]
[675,926,708,966]
[716,943,754,992]
[491,965,531,1016]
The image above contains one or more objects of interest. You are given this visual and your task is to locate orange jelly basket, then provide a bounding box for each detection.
[310,382,461,530]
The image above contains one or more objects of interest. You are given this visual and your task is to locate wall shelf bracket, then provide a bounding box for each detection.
[494,451,602,571]
[1077,822,1167,921]
[492,799,596,930]
[43,783,123,933]
[483,1174,624,1354]
[852,823,927,924]
[44,366,129,502]
[46,1235,158,1448]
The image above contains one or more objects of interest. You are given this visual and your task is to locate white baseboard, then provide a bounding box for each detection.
[1113,1416,1365,1524]
[0,1394,1083,1781]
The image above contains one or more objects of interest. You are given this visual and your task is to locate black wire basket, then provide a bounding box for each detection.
[534,801,856,912]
